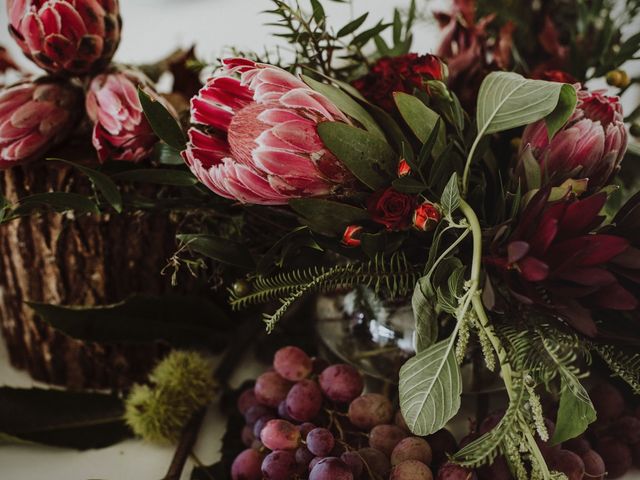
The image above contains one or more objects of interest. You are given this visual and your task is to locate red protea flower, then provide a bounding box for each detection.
[0,79,82,167]
[351,54,446,112]
[182,58,355,205]
[85,70,163,163]
[7,0,121,76]
[519,87,627,190]
[485,189,638,336]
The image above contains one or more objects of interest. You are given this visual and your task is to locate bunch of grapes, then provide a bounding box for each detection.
[230,345,456,480]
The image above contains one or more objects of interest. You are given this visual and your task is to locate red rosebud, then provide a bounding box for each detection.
[367,187,416,231]
[413,201,441,231]
[397,159,411,177]
[342,225,363,247]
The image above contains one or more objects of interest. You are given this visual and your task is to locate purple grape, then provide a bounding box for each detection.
[241,425,255,447]
[395,410,410,432]
[244,404,274,426]
[477,455,510,480]
[253,414,276,438]
[611,415,640,444]
[437,462,477,480]
[231,448,263,480]
[237,388,259,415]
[254,371,292,408]
[582,450,605,480]
[391,437,433,466]
[296,446,315,468]
[260,419,301,451]
[309,456,322,472]
[299,422,316,439]
[548,449,585,480]
[309,457,354,480]
[589,383,625,421]
[277,400,293,421]
[347,393,393,430]
[358,447,391,476]
[596,437,632,478]
[390,460,433,480]
[261,450,298,479]
[340,451,364,478]
[307,427,336,457]
[479,411,504,434]
[426,429,458,468]
[369,424,408,456]
[318,364,364,403]
[274,346,313,381]
[562,435,591,456]
[286,379,323,422]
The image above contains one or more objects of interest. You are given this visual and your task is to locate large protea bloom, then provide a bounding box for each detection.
[0,79,82,168]
[85,70,161,162]
[485,189,638,336]
[182,58,354,205]
[7,0,121,76]
[519,88,627,191]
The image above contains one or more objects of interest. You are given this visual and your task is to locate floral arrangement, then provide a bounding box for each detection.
[1,0,640,479]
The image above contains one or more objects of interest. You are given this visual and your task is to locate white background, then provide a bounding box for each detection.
[0,0,638,479]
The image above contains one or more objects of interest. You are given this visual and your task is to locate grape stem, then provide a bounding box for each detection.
[459,199,551,479]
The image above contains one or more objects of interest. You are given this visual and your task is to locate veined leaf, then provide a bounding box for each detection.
[177,233,255,269]
[318,122,396,190]
[13,192,99,216]
[476,72,576,137]
[399,335,462,435]
[440,173,461,218]
[138,88,187,151]
[393,92,445,155]
[337,12,368,37]
[412,277,437,352]
[551,374,596,445]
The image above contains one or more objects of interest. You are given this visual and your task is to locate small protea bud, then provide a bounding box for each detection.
[397,158,411,177]
[606,69,631,89]
[341,225,363,247]
[413,201,441,231]
[124,350,217,444]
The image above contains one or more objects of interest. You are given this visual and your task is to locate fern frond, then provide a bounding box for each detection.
[594,345,640,394]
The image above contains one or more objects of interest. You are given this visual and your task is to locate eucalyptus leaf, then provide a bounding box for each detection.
[317,122,396,190]
[177,234,255,269]
[551,375,596,445]
[112,168,198,186]
[393,92,445,155]
[399,335,462,435]
[336,12,368,37]
[13,192,99,217]
[138,88,187,151]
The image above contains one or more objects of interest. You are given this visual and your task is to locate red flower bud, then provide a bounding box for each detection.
[397,159,411,177]
[342,225,363,247]
[367,187,417,231]
[413,201,441,231]
[540,70,578,84]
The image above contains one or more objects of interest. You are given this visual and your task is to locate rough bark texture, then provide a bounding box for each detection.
[0,161,193,390]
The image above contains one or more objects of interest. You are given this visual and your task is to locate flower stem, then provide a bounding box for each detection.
[462,134,483,197]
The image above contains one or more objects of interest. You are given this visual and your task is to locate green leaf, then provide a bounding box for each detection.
[399,335,462,435]
[520,146,541,190]
[545,84,578,139]
[393,93,444,155]
[303,76,384,138]
[351,22,391,47]
[48,158,122,213]
[289,198,370,235]
[154,142,184,165]
[0,387,128,449]
[551,375,596,445]
[440,173,460,218]
[476,72,577,136]
[310,0,325,23]
[337,12,368,37]
[28,294,231,349]
[112,168,198,186]
[412,276,438,352]
[13,192,99,217]
[177,234,255,269]
[392,176,427,194]
[317,122,396,190]
[138,88,186,151]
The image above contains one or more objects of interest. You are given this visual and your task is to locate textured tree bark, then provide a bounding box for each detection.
[0,161,192,390]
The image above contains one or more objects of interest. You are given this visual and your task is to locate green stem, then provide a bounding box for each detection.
[462,134,483,197]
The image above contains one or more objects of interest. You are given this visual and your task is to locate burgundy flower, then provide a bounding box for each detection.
[485,189,637,336]
[341,225,363,247]
[367,187,416,231]
[519,87,627,190]
[413,201,441,232]
[86,69,163,163]
[7,0,121,76]
[182,58,354,205]
[540,70,577,84]
[0,79,82,167]
[351,54,446,112]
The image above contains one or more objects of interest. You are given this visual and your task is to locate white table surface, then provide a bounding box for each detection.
[0,0,638,478]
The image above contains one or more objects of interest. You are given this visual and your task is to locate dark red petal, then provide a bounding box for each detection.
[529,217,558,256]
[507,241,530,263]
[518,256,549,281]
[550,234,629,268]
[555,267,616,287]
[512,187,551,240]
[610,247,640,269]
[554,298,598,337]
[557,193,607,240]
[592,283,638,310]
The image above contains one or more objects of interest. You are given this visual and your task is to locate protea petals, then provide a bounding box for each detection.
[86,69,165,163]
[519,87,627,190]
[0,79,82,168]
[182,58,355,205]
[7,0,121,76]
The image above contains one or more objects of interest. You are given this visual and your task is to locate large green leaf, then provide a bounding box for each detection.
[289,199,370,235]
[302,76,384,138]
[317,122,396,190]
[138,89,187,151]
[28,294,231,349]
[177,234,255,269]
[551,374,596,445]
[476,72,577,137]
[411,277,438,352]
[12,192,99,217]
[393,92,445,155]
[399,335,462,435]
[112,168,198,186]
[0,387,128,449]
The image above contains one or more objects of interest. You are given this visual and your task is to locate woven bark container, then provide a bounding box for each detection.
[0,161,193,390]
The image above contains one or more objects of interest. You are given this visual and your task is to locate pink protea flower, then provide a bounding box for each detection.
[85,70,161,163]
[519,87,627,190]
[182,58,355,205]
[0,79,82,168]
[7,0,121,76]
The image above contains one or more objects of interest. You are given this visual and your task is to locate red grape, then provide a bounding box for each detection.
[596,437,632,478]
[254,371,292,408]
[309,457,354,480]
[390,460,433,480]
[589,383,625,421]
[237,388,259,415]
[348,393,393,430]
[477,455,510,480]
[426,429,458,468]
[369,424,408,456]
[261,450,298,479]
[318,364,364,403]
[274,346,312,381]
[241,425,255,447]
[358,447,391,476]
[340,451,364,478]
[632,441,640,467]
[391,437,433,466]
[581,449,605,480]
[306,427,336,457]
[437,462,477,480]
[562,435,591,456]
[253,414,276,438]
[231,448,263,480]
[286,379,323,422]
[296,446,315,468]
[611,415,640,444]
[548,449,585,480]
[299,422,316,439]
[309,456,322,472]
[244,404,274,426]
[260,419,301,451]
